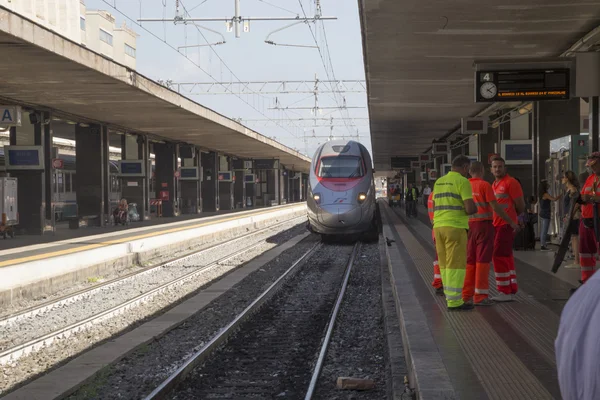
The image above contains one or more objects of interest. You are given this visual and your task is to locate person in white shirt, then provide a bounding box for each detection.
[555,271,600,399]
[423,184,432,207]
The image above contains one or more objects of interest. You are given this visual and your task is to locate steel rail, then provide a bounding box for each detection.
[304,242,360,399]
[0,217,306,365]
[144,242,322,400]
[0,215,305,328]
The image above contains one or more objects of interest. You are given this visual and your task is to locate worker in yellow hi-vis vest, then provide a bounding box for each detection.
[432,155,477,311]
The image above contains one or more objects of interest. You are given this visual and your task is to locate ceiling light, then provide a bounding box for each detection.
[491,121,500,129]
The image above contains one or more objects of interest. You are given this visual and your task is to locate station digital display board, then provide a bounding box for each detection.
[390,156,417,170]
[475,69,570,102]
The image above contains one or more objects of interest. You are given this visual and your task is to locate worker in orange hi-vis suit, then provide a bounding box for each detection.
[463,162,520,306]
[490,156,526,302]
[428,190,444,295]
[578,152,600,290]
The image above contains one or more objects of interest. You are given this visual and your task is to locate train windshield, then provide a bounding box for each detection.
[318,156,364,178]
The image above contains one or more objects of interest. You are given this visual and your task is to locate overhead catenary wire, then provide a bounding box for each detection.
[297,0,357,136]
[98,0,304,146]
[178,0,305,141]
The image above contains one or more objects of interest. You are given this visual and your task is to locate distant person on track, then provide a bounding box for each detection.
[490,156,525,302]
[428,189,443,295]
[463,162,518,306]
[432,155,477,311]
[555,271,600,400]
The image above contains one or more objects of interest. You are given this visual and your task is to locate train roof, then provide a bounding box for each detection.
[313,140,368,159]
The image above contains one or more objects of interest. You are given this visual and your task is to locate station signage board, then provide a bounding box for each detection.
[119,160,145,177]
[428,169,438,180]
[390,156,417,170]
[0,106,22,127]
[411,161,421,169]
[253,159,280,170]
[179,167,199,181]
[244,173,256,183]
[52,159,64,170]
[419,154,431,163]
[432,143,449,155]
[475,69,570,102]
[218,171,233,182]
[5,146,44,170]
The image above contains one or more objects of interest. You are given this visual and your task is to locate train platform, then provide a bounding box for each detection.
[381,200,570,400]
[0,204,306,306]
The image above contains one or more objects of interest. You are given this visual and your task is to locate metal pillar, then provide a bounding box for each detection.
[590,97,600,153]
[234,0,241,38]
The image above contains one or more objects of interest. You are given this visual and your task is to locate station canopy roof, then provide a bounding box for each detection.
[358,0,600,170]
[0,8,310,172]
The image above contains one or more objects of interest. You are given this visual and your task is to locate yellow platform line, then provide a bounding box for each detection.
[0,206,301,269]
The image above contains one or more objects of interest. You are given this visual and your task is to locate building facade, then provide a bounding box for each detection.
[0,0,137,70]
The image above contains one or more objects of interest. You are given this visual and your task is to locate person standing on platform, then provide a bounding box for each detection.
[432,155,477,310]
[427,189,444,295]
[490,156,526,302]
[463,162,519,306]
[555,271,600,400]
[423,184,432,208]
[578,152,600,287]
[538,180,562,251]
[562,171,581,269]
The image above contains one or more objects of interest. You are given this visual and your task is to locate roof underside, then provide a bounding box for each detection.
[358,0,600,170]
[0,8,310,172]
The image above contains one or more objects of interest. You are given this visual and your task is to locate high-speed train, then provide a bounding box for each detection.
[306,140,378,241]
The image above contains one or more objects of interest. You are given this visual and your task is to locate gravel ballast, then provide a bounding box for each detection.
[169,243,357,400]
[0,222,306,396]
[313,241,387,400]
[0,217,305,320]
[67,233,322,400]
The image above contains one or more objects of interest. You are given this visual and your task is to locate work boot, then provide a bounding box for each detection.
[435,286,445,296]
[447,302,474,311]
[463,298,473,306]
[491,293,513,302]
[474,298,495,306]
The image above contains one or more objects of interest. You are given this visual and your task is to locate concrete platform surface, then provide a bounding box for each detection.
[0,204,307,305]
[382,201,566,400]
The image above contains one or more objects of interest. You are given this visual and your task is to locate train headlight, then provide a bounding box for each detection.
[313,193,321,203]
[358,192,367,203]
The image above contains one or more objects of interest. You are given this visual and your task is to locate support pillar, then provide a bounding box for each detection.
[121,134,147,221]
[180,146,201,214]
[590,96,600,153]
[218,155,234,210]
[9,111,47,234]
[201,151,218,212]
[154,143,176,218]
[75,124,106,226]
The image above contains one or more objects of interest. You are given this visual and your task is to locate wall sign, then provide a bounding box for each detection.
[0,106,22,127]
[475,69,570,102]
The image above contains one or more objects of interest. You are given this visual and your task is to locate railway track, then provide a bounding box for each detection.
[143,241,361,400]
[0,216,305,367]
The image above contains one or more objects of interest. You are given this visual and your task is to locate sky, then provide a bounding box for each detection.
[86,0,371,159]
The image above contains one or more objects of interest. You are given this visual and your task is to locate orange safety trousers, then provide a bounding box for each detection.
[579,220,598,283]
[492,224,517,294]
[431,231,443,289]
[463,220,494,303]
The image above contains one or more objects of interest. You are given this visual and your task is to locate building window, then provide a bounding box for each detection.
[99,29,113,46]
[80,17,86,31]
[125,44,136,58]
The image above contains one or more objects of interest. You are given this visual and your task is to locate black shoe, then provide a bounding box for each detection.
[435,287,445,296]
[448,302,475,311]
[540,246,551,251]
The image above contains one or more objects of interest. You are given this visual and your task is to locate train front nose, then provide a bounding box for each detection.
[317,204,362,228]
